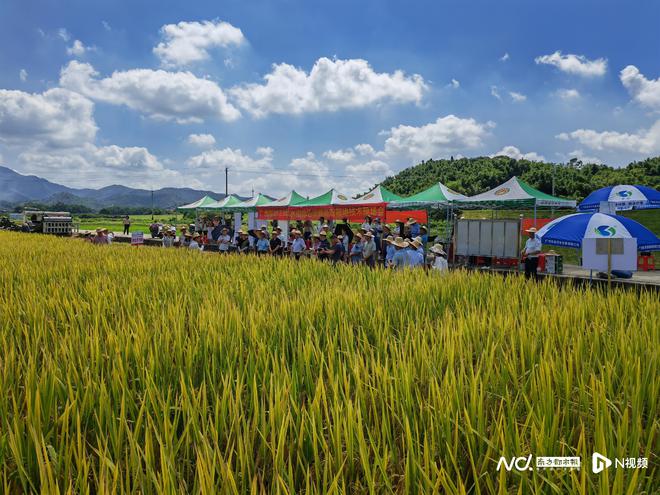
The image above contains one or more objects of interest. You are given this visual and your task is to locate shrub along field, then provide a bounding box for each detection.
[0,232,657,494]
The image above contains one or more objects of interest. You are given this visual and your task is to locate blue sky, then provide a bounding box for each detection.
[1,0,659,196]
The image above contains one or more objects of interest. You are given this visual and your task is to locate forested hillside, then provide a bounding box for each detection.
[380,156,660,200]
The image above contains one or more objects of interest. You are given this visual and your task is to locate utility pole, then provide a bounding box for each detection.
[225,167,229,197]
[151,188,154,220]
[251,187,254,197]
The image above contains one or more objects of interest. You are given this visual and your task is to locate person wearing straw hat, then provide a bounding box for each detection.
[269,229,283,256]
[92,228,108,245]
[291,229,306,260]
[179,227,189,248]
[362,231,377,268]
[407,217,420,238]
[218,227,231,253]
[522,227,542,280]
[391,237,410,270]
[317,231,330,261]
[429,243,448,272]
[189,233,203,250]
[409,238,425,267]
[350,232,364,264]
[256,230,269,255]
[162,228,175,248]
[236,230,250,254]
[102,228,114,244]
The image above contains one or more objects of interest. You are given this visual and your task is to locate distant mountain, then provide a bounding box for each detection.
[0,166,228,209]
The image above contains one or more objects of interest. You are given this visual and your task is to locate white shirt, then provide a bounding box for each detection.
[524,237,542,258]
[218,234,231,251]
[432,256,448,272]
[189,240,202,250]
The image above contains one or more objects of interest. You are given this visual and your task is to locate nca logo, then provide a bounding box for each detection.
[592,452,612,473]
[496,455,533,471]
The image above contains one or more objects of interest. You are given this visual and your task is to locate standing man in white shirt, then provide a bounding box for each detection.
[522,227,542,280]
[291,229,306,260]
[218,227,231,254]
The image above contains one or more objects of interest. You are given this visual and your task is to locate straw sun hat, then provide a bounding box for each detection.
[525,227,538,233]
[392,236,409,248]
[430,243,446,255]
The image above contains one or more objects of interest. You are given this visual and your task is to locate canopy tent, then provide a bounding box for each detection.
[535,213,660,251]
[256,191,307,220]
[577,185,660,212]
[176,195,218,211]
[390,182,468,208]
[458,176,576,209]
[296,189,352,206]
[198,195,243,210]
[225,193,273,213]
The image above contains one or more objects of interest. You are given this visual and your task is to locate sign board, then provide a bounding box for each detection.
[582,238,637,272]
[455,219,520,258]
[131,232,144,245]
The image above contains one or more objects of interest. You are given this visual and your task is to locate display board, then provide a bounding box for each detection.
[455,219,520,257]
[582,238,637,271]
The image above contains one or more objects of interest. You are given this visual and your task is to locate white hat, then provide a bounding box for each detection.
[430,243,446,255]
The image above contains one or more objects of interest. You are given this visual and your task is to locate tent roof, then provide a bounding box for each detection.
[226,193,273,211]
[199,195,243,209]
[458,176,576,208]
[260,190,307,207]
[294,189,352,206]
[393,182,468,207]
[176,195,218,210]
[340,185,404,205]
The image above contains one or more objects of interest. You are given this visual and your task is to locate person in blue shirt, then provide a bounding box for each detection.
[256,231,270,255]
[384,235,396,267]
[391,237,410,270]
[409,239,425,267]
[350,233,364,264]
[407,218,421,238]
[419,226,428,245]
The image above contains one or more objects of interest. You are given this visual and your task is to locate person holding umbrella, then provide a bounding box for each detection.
[522,227,542,280]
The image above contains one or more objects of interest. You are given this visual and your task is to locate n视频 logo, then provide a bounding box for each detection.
[594,225,616,237]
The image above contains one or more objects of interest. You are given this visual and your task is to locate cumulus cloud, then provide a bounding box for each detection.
[0,88,97,148]
[450,78,460,89]
[556,88,580,100]
[620,65,660,111]
[490,85,501,101]
[535,51,607,77]
[57,28,70,42]
[60,60,240,123]
[500,53,510,62]
[323,148,355,162]
[492,145,545,162]
[383,115,492,161]
[19,69,27,82]
[66,40,88,57]
[187,133,216,148]
[230,57,427,117]
[556,120,660,154]
[154,20,245,67]
[509,91,527,102]
[560,149,603,165]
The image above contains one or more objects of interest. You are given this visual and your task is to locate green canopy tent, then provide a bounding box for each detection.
[198,195,243,210]
[256,191,308,220]
[176,195,218,212]
[389,182,468,209]
[294,189,351,207]
[224,193,274,213]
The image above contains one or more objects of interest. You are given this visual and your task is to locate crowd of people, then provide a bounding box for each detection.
[92,215,450,271]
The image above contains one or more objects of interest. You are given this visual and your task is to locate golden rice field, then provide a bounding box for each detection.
[0,231,657,494]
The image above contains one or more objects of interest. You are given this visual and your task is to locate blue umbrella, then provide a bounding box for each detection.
[578,185,660,211]
[536,213,660,251]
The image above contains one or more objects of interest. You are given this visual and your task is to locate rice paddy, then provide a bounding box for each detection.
[0,231,657,494]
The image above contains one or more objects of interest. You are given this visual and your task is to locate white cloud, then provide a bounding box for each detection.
[620,65,660,111]
[19,69,28,82]
[500,52,510,62]
[57,28,70,42]
[230,57,427,117]
[187,133,216,148]
[60,61,240,123]
[509,91,527,102]
[17,143,188,189]
[154,20,245,67]
[492,145,545,162]
[562,149,603,165]
[450,78,460,89]
[556,88,580,100]
[383,115,492,161]
[556,120,660,154]
[0,88,97,149]
[323,148,355,162]
[534,51,607,77]
[66,40,88,57]
[102,21,111,31]
[490,85,501,100]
